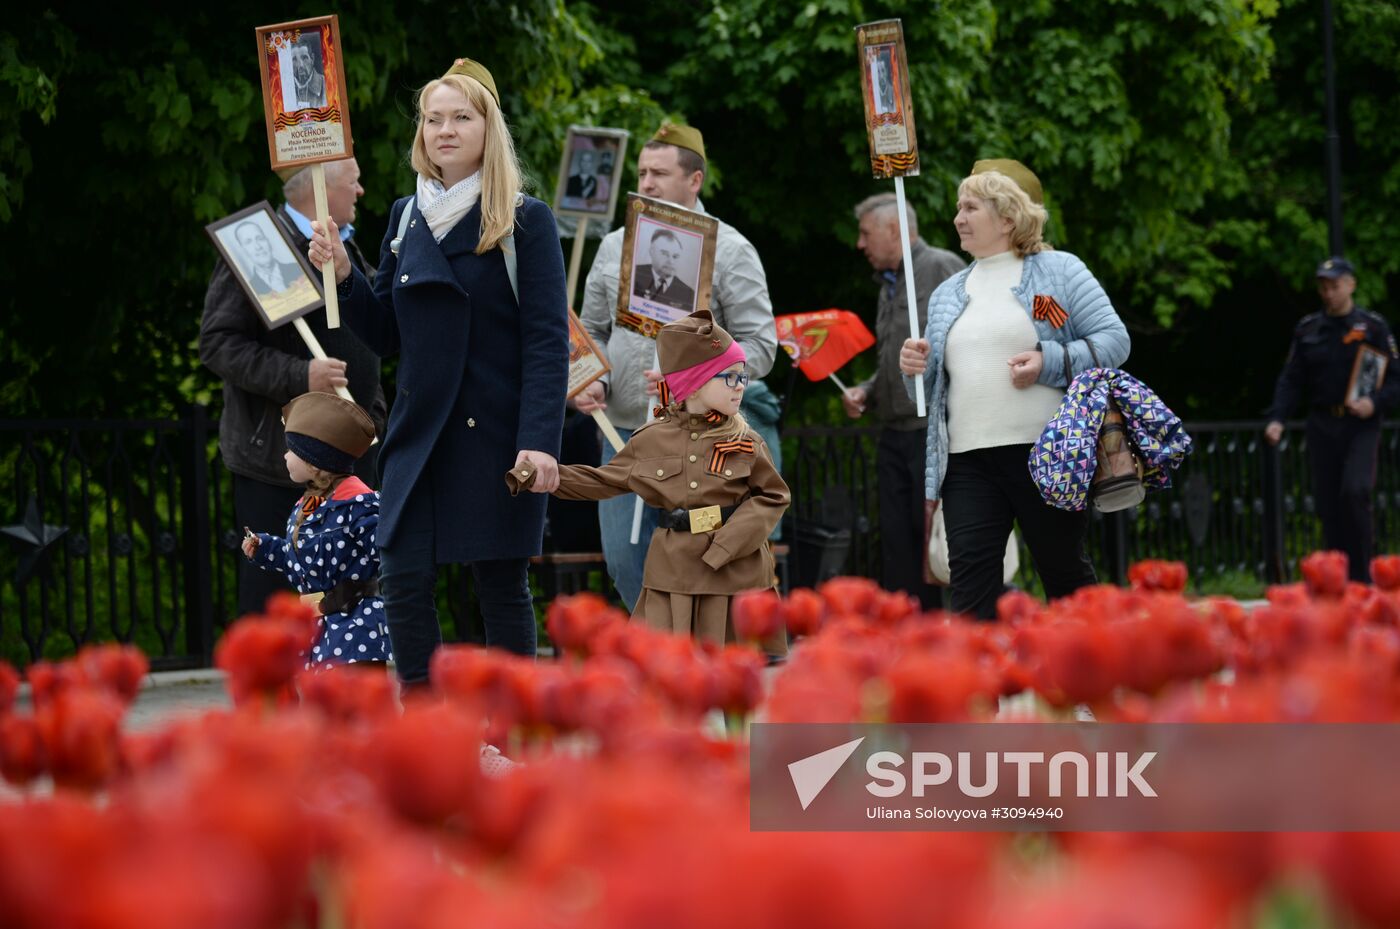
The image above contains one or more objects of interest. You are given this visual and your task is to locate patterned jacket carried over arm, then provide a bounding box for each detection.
[1031,368,1193,512]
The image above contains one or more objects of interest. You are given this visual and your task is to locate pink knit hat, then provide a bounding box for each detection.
[656,311,747,405]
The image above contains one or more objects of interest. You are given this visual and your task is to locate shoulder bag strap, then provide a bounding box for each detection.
[389,196,415,256]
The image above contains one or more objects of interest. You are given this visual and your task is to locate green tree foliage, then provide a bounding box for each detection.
[0,1,1396,421]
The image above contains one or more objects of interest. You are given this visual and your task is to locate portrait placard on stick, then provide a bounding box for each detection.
[555,126,630,309]
[566,309,610,399]
[554,126,630,221]
[615,194,718,339]
[205,201,355,407]
[565,308,625,452]
[255,16,353,169]
[255,14,354,328]
[855,18,925,416]
[855,19,919,179]
[206,202,324,330]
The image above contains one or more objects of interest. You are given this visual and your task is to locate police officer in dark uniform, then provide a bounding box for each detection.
[1265,257,1400,580]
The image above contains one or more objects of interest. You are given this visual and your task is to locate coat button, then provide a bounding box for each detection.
[400,273,409,283]
[689,481,698,489]
[690,432,699,440]
[656,468,665,476]
[409,219,416,227]
[467,418,476,427]
[724,469,733,477]
[689,454,697,462]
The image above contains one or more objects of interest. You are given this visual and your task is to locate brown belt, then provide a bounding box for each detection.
[301,577,380,616]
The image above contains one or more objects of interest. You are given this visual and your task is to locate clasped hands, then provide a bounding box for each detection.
[898,339,1043,388]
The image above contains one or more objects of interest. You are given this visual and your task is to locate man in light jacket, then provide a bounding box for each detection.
[575,122,778,610]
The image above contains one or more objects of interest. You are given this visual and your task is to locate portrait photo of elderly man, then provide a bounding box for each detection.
[234,219,303,296]
[632,227,696,311]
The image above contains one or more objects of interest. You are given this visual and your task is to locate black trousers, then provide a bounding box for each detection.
[1307,415,1381,582]
[876,428,942,609]
[232,474,302,617]
[942,444,1096,620]
[379,461,537,685]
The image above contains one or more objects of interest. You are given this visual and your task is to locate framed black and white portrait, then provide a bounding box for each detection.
[553,125,630,220]
[206,201,324,328]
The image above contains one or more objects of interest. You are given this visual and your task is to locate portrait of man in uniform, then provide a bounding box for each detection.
[631,227,696,312]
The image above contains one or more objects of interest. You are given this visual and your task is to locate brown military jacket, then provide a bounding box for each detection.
[509,411,790,595]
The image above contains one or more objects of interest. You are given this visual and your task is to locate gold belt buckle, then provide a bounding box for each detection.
[688,505,723,533]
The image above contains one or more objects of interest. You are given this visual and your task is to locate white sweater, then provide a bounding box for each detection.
[945,251,1064,453]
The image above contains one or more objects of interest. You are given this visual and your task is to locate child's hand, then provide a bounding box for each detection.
[514,450,559,492]
[241,528,260,560]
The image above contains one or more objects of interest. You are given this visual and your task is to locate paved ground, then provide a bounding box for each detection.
[12,669,233,733]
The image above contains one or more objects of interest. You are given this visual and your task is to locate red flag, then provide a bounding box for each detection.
[775,309,875,381]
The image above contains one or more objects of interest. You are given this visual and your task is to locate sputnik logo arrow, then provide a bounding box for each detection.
[787,737,865,810]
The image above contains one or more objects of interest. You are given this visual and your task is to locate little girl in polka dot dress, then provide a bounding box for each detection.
[241,391,392,669]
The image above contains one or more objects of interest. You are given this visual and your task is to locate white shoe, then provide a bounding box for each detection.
[480,743,519,778]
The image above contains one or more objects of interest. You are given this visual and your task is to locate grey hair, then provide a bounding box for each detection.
[853,192,917,239]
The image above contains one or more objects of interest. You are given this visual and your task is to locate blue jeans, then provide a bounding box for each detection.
[598,426,658,612]
[380,467,537,685]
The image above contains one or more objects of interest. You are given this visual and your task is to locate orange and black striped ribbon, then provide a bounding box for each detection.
[299,494,326,518]
[707,438,754,475]
[273,106,342,130]
[1032,294,1069,329]
[652,379,673,418]
[703,410,725,425]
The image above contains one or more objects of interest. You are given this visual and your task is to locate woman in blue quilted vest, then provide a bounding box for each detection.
[898,160,1129,619]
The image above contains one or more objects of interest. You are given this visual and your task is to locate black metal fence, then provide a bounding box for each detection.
[3,411,1396,668]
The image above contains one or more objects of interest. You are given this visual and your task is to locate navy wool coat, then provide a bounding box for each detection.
[340,194,569,562]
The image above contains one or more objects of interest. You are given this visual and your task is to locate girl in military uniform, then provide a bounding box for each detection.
[241,391,392,669]
[510,311,790,646]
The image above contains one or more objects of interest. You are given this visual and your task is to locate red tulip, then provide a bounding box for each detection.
[817,576,882,618]
[1372,555,1400,591]
[296,664,398,725]
[1128,559,1189,592]
[0,713,45,786]
[784,587,825,637]
[74,643,149,704]
[214,616,315,707]
[546,592,622,657]
[375,701,484,827]
[732,589,784,643]
[1300,550,1349,598]
[34,689,124,792]
[0,661,18,714]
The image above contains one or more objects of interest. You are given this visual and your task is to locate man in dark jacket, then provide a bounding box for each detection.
[844,193,965,608]
[1266,257,1400,581]
[200,157,387,616]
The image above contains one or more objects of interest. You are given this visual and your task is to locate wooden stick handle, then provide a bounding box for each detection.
[591,409,625,452]
[293,317,354,404]
[311,163,339,329]
[894,176,925,417]
[566,217,589,309]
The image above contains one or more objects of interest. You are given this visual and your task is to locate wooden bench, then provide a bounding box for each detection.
[529,543,791,603]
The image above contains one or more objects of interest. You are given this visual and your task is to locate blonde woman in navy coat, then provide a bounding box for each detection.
[309,58,569,688]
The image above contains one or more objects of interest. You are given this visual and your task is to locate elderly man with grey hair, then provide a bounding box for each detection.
[847,192,965,608]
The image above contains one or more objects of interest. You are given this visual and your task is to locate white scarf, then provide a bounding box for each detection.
[415,172,482,242]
